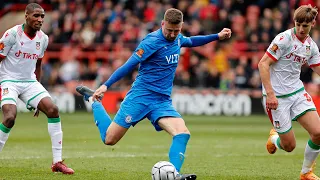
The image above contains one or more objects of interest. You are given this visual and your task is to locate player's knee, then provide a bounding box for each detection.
[105,134,119,146]
[176,127,190,136]
[282,141,296,152]
[3,113,16,128]
[105,138,118,146]
[310,131,320,142]
[46,105,59,117]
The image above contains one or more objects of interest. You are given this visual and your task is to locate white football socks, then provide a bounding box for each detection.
[88,97,94,105]
[301,140,320,174]
[0,130,9,152]
[271,135,280,149]
[48,121,63,163]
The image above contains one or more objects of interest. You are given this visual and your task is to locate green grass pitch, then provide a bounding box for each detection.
[0,112,314,179]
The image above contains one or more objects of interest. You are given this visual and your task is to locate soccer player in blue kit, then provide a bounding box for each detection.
[77,8,231,180]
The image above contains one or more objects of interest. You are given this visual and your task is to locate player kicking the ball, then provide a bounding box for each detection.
[258,4,320,180]
[77,8,231,180]
[0,3,73,174]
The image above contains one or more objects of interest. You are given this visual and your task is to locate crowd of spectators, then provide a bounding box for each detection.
[3,0,320,96]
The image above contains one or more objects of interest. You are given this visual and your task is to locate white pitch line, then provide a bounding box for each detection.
[0,152,298,160]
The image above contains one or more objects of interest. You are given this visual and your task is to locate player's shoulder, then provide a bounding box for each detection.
[144,31,161,41]
[307,36,317,46]
[3,25,21,37]
[275,29,292,42]
[141,30,164,47]
[37,30,49,41]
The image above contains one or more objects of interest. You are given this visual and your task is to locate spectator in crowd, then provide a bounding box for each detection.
[5,0,317,95]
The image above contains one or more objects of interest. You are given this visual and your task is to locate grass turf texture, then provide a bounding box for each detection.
[0,112,314,180]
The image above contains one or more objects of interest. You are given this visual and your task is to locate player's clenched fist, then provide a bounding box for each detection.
[93,85,108,102]
[266,94,278,110]
[218,28,232,40]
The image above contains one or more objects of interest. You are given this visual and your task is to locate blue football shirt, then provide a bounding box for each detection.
[131,29,192,96]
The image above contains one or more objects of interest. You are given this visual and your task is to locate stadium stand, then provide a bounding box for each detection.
[1,0,319,99]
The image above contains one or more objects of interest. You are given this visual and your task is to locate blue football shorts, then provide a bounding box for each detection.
[113,89,181,131]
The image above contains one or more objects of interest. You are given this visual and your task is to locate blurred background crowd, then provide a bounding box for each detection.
[1,0,320,96]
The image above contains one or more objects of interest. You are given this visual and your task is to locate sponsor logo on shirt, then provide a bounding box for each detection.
[285,53,307,64]
[15,50,39,59]
[136,49,144,58]
[166,54,179,64]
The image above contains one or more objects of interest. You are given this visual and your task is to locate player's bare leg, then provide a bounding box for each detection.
[0,104,17,152]
[76,85,128,145]
[266,127,296,153]
[298,111,320,179]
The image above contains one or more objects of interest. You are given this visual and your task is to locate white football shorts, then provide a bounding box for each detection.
[263,89,316,134]
[0,81,51,109]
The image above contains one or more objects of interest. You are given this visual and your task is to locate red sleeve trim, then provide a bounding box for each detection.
[266,51,278,61]
[0,54,6,59]
[309,63,320,67]
[38,58,43,61]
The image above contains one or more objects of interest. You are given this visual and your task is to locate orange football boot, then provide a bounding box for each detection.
[266,128,278,154]
[300,163,320,180]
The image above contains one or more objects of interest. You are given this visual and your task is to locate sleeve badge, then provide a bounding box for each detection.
[270,44,278,53]
[135,49,144,58]
[0,42,4,51]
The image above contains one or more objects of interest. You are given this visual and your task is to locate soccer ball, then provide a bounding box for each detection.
[151,161,178,180]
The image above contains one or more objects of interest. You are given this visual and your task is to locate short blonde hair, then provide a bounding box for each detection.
[164,8,183,24]
[293,4,318,23]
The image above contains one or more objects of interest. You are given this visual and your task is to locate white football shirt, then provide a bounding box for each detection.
[264,28,320,97]
[0,24,48,82]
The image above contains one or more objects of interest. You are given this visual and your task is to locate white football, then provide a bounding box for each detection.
[151,161,178,180]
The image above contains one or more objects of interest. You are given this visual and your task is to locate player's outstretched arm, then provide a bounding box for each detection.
[92,85,107,102]
[92,56,140,101]
[185,28,232,47]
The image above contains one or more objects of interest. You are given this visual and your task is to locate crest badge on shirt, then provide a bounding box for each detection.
[36,42,40,50]
[274,121,280,129]
[306,46,311,56]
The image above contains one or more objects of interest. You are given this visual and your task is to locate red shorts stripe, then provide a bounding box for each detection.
[267,108,274,125]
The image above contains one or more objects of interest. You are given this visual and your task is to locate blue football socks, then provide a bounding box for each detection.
[92,101,112,144]
[169,133,190,172]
